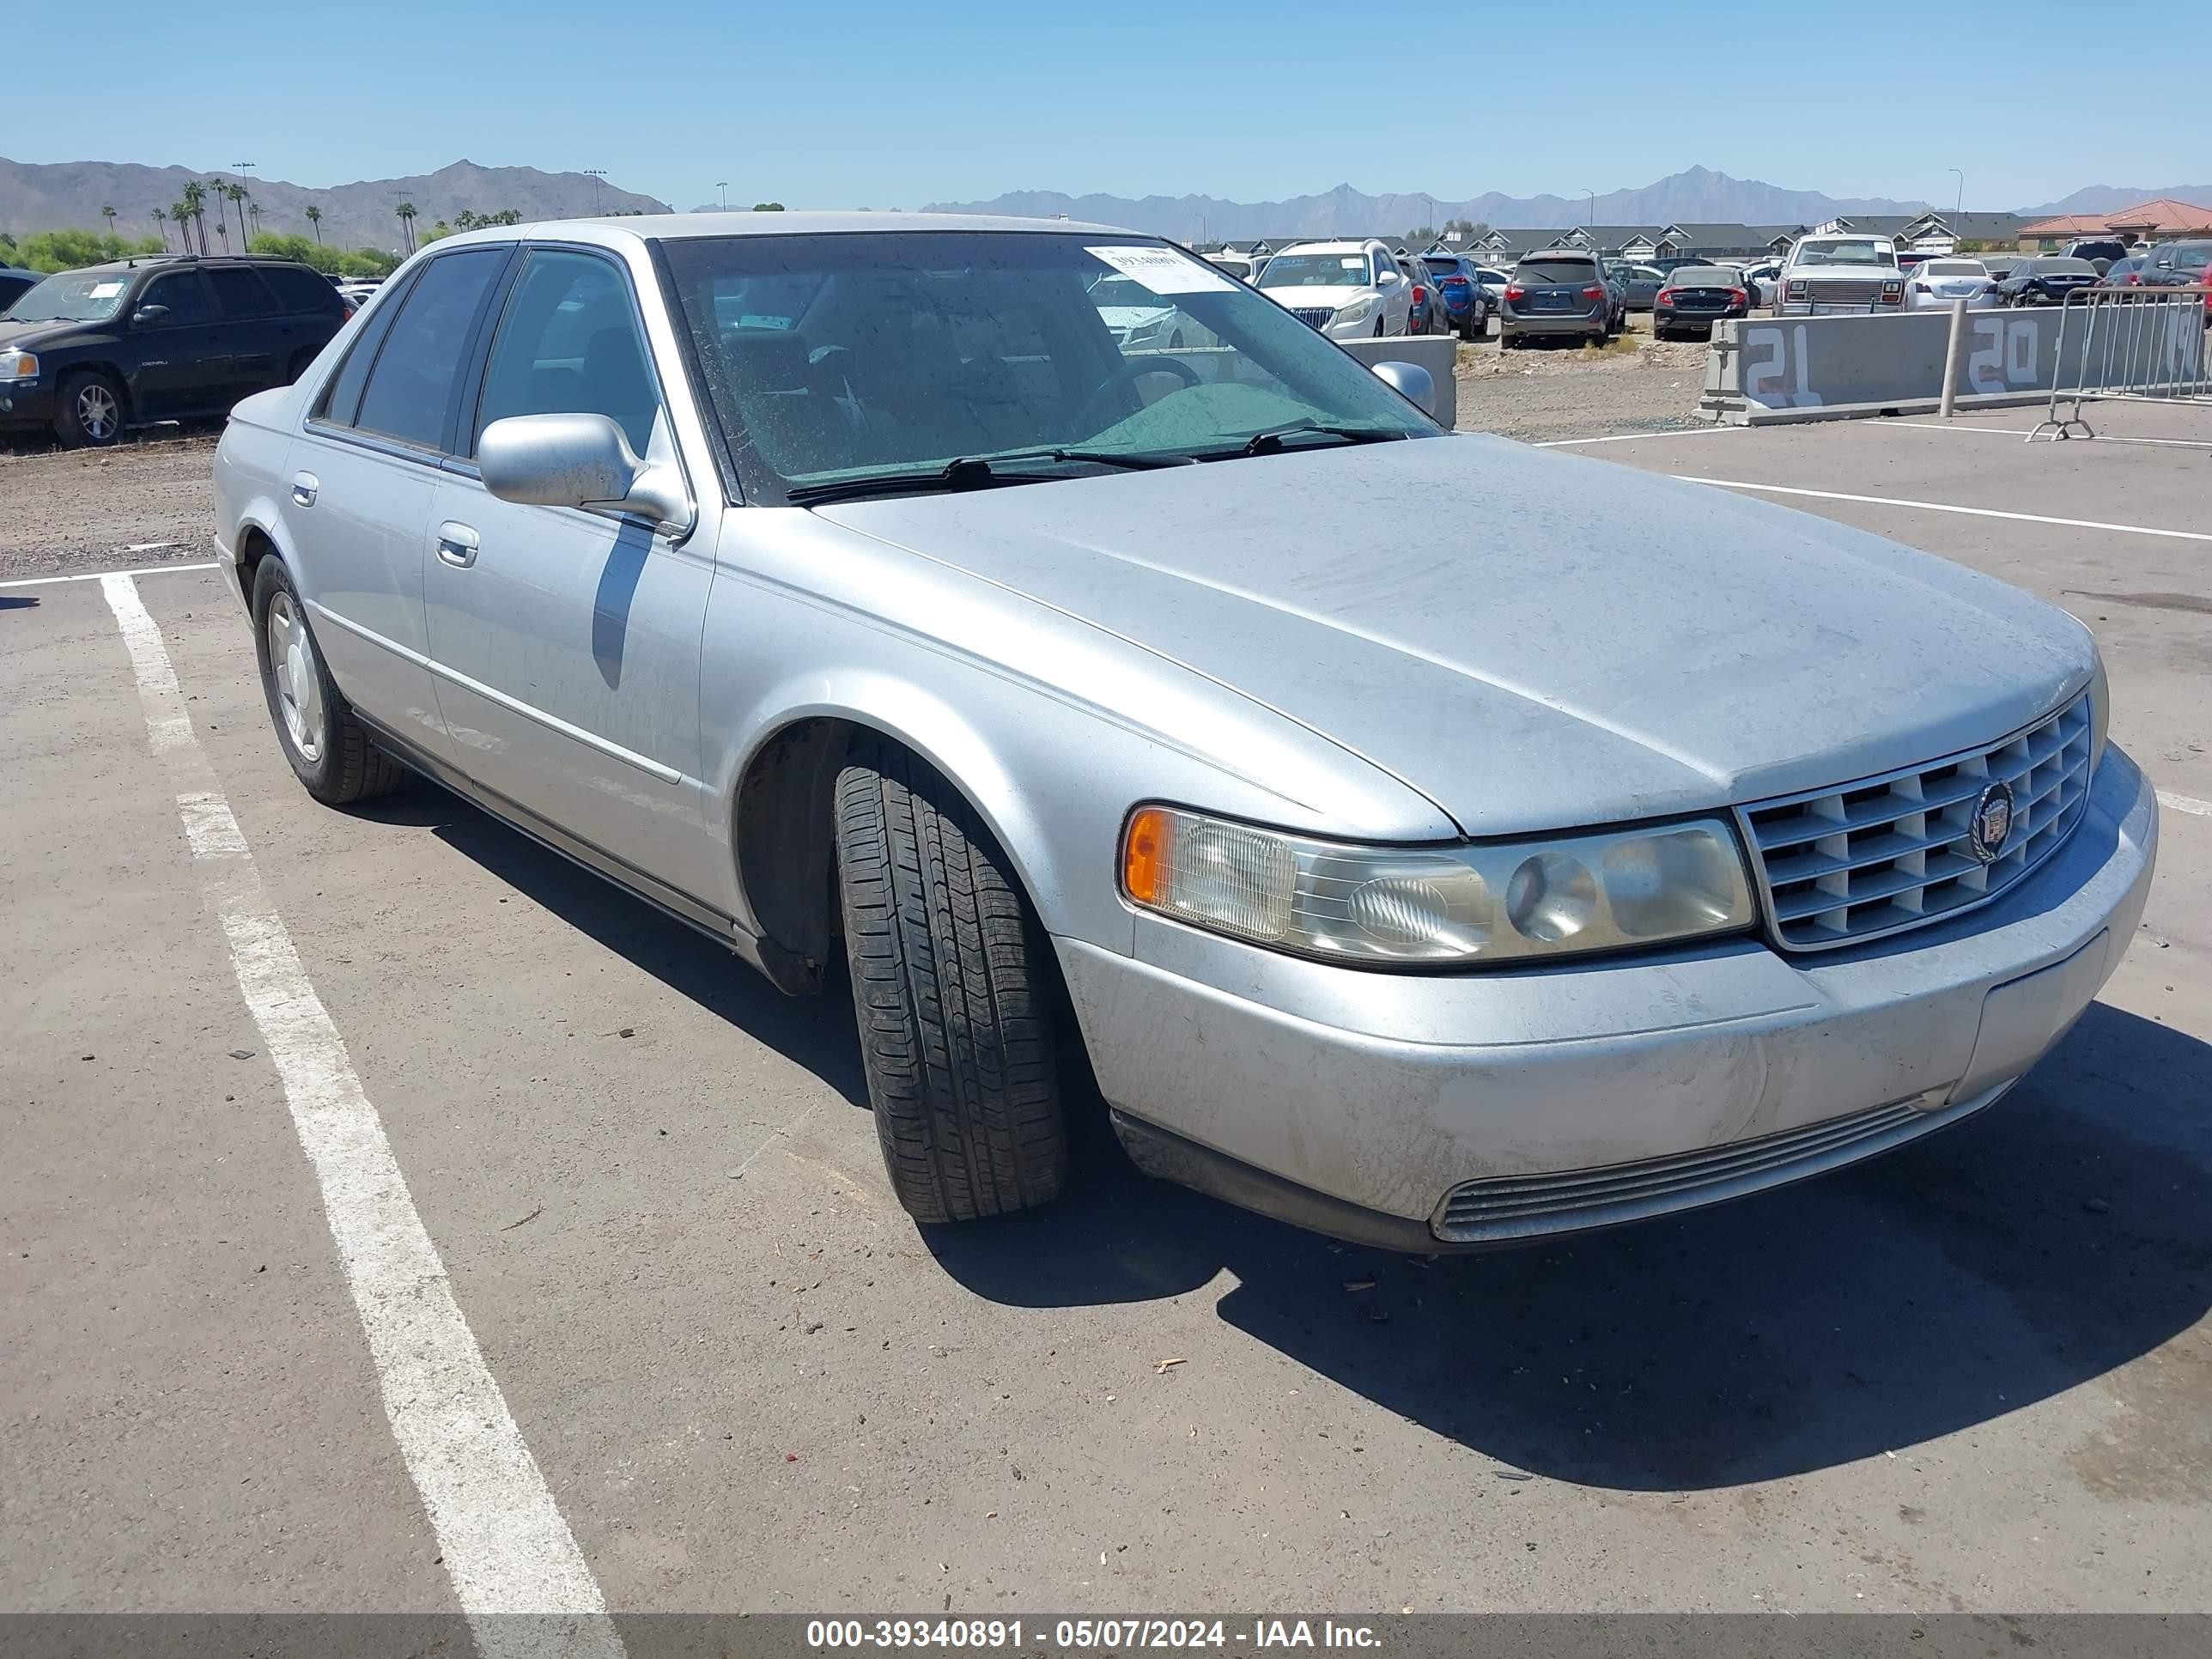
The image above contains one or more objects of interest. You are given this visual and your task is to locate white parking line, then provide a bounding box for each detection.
[2161,791,2212,818]
[1668,475,2212,544]
[1535,427,1743,448]
[100,574,625,1659]
[1881,420,2212,450]
[1,560,218,591]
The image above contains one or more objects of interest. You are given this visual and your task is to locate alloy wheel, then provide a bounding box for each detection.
[76,382,120,443]
[265,592,325,763]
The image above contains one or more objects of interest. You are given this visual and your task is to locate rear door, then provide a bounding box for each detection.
[421,244,716,902]
[288,245,514,763]
[258,263,350,380]
[122,269,228,418]
[202,265,288,402]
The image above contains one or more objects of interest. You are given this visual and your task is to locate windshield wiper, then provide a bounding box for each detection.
[786,447,1193,507]
[1204,422,1412,460]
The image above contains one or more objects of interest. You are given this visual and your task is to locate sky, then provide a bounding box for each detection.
[12,3,2202,213]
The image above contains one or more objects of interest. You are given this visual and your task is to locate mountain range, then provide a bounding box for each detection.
[0,158,670,252]
[923,167,2212,240]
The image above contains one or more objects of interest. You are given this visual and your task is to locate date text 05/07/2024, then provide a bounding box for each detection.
[805,1618,1384,1650]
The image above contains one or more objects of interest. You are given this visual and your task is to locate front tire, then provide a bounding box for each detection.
[836,739,1068,1225]
[251,556,410,805]
[55,369,125,448]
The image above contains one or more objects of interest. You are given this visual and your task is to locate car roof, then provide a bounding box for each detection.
[1267,240,1374,255]
[423,210,1141,256]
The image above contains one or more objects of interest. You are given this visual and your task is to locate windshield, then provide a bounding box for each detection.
[659,232,1437,507]
[1796,240,1894,268]
[5,270,134,324]
[1257,252,1371,288]
[2166,245,2209,271]
[1514,258,1598,285]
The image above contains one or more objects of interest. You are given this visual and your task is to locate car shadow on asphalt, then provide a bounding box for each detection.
[353,786,869,1108]
[925,1000,2212,1493]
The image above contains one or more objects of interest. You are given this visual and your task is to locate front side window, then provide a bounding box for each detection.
[137,272,214,326]
[474,249,662,457]
[659,232,1437,507]
[1257,252,1372,289]
[349,247,507,449]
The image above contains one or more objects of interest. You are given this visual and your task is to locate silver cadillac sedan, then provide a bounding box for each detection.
[210,213,2159,1251]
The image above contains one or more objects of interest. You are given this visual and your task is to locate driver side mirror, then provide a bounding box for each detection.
[131,304,169,325]
[1376,269,1400,285]
[1371,361,1436,418]
[478,413,694,534]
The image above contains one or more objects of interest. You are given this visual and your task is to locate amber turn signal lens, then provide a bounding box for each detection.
[1121,806,1170,907]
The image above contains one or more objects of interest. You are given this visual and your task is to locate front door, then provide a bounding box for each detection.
[124,270,228,419]
[419,246,716,904]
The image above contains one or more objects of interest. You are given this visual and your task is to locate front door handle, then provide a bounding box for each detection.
[291,471,319,507]
[434,520,480,568]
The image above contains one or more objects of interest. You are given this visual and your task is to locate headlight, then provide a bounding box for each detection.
[0,349,37,380]
[1334,296,1377,324]
[1121,806,1756,967]
[2090,654,2110,775]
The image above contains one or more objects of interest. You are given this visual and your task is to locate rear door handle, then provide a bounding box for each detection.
[434,520,480,568]
[291,471,319,507]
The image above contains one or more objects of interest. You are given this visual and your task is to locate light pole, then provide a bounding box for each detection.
[1948,167,1964,216]
[1584,188,1595,233]
[717,180,729,212]
[1197,213,1207,246]
[586,168,607,213]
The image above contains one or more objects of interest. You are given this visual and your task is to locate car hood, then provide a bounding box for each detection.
[0,317,75,349]
[814,434,2094,837]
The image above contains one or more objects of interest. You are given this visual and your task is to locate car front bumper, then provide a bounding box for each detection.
[0,378,57,430]
[1058,746,2158,1250]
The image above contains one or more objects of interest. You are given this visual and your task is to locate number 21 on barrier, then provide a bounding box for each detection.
[1745,325,1822,408]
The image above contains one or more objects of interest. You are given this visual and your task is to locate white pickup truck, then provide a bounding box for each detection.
[1776,234,1906,316]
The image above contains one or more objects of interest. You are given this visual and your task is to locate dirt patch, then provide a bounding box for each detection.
[0,429,220,581]
[1453,318,1714,443]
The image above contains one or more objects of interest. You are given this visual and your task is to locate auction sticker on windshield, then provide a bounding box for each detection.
[1086,246,1235,295]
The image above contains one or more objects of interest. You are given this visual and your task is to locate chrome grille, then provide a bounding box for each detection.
[1744,692,2094,951]
[1804,276,1883,306]
[1432,1088,1993,1243]
[1290,307,1334,328]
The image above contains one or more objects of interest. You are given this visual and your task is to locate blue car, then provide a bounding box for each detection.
[1420,254,1493,340]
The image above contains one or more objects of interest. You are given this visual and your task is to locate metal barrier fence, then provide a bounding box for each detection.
[2030,287,2211,444]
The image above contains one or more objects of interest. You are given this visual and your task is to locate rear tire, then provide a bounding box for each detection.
[1469,306,1490,340]
[55,368,125,448]
[251,556,410,806]
[836,738,1068,1225]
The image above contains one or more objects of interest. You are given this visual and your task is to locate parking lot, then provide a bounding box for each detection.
[4,398,2209,1628]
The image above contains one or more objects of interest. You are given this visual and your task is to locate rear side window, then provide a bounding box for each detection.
[1516,258,1596,284]
[350,248,507,450]
[473,249,662,456]
[206,267,279,319]
[260,265,341,313]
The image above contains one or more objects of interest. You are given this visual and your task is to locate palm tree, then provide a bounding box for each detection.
[247,198,262,247]
[305,204,323,244]
[101,204,118,235]
[223,182,248,246]
[216,220,229,250]
[179,181,207,253]
[151,207,168,250]
[395,201,417,253]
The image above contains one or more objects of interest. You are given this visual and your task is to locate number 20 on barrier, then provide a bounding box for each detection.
[1745,325,1821,408]
[1967,316,2039,394]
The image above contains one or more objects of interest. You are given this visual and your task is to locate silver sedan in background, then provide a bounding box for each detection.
[211,213,2155,1253]
[1906,258,2001,312]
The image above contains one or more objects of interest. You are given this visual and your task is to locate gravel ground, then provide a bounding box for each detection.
[0,428,219,581]
[0,325,1714,583]
[1454,315,1714,441]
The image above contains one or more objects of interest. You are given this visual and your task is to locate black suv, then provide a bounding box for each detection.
[0,255,349,447]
